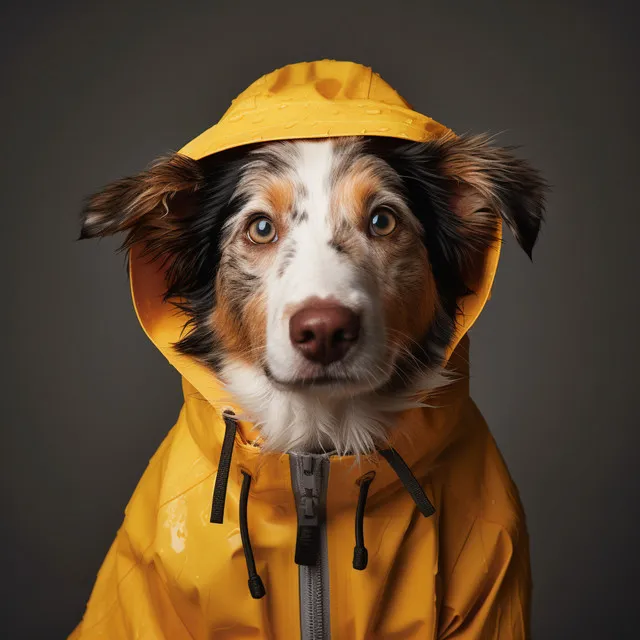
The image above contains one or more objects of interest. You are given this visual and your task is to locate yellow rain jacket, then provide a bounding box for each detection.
[71,60,530,639]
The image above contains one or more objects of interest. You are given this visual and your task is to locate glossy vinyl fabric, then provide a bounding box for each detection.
[70,60,530,639]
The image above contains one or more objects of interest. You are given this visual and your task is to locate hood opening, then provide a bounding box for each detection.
[127,59,503,446]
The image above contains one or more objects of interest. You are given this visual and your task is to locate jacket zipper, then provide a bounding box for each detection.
[289,453,331,640]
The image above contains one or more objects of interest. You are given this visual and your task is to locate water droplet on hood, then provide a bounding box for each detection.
[366,108,381,115]
[228,114,243,122]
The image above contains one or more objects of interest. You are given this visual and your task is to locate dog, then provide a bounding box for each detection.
[72,60,546,640]
[81,134,544,454]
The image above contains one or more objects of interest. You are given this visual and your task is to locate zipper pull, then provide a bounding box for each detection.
[295,456,322,566]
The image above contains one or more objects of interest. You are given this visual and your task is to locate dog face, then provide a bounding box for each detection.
[216,139,434,394]
[81,134,546,453]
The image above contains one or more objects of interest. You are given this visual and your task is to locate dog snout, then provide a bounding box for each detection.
[289,302,361,365]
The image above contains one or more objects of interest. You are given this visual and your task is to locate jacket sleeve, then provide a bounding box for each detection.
[437,517,532,639]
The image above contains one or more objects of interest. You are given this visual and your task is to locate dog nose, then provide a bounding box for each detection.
[289,302,361,365]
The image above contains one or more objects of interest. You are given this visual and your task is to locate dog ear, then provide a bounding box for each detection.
[79,153,203,245]
[434,133,548,259]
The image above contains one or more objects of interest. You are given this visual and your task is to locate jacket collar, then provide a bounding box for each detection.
[174,331,470,508]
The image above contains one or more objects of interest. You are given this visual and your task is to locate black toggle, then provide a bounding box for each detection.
[352,472,375,570]
[239,471,266,599]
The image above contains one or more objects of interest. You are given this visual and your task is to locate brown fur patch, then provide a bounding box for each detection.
[241,292,268,365]
[264,177,296,223]
[382,245,436,360]
[211,271,267,367]
[80,153,202,244]
[330,156,381,231]
[211,292,248,359]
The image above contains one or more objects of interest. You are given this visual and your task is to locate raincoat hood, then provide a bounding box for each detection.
[72,61,530,640]
[129,58,502,439]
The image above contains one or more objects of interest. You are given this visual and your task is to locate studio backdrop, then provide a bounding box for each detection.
[1,1,638,638]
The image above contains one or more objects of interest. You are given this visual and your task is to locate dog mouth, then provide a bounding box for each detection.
[263,365,364,391]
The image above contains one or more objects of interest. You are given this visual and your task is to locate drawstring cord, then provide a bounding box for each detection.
[379,448,436,517]
[210,411,237,524]
[352,448,436,571]
[240,471,266,599]
[209,411,434,595]
[209,410,266,599]
[352,472,375,570]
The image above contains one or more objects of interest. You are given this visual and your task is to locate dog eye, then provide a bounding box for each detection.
[369,208,397,237]
[247,216,277,244]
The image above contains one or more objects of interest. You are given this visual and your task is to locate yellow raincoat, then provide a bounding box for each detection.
[70,60,530,639]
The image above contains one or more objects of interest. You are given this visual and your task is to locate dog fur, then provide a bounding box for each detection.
[81,134,546,455]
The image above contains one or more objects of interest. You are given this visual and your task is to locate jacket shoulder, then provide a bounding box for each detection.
[121,401,215,551]
[434,399,531,638]
[436,397,528,541]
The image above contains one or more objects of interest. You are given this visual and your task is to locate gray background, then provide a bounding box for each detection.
[2,0,638,637]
